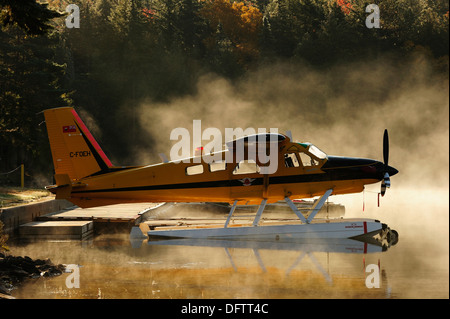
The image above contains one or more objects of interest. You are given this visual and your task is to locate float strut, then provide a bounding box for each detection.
[224,200,238,228]
[252,199,268,226]
[284,197,308,223]
[285,189,333,224]
[306,189,333,223]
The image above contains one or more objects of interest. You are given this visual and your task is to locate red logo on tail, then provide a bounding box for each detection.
[63,125,76,133]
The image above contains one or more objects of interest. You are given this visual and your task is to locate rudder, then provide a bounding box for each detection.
[44,107,113,181]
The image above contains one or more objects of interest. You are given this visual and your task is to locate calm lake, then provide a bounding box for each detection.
[6,188,449,300]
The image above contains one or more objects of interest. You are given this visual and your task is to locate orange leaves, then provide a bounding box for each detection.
[200,0,263,66]
[232,1,262,33]
[142,8,155,20]
[336,0,353,15]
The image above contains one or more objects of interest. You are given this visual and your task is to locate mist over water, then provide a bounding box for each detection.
[137,54,449,189]
[133,54,449,299]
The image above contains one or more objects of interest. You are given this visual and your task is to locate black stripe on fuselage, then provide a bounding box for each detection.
[71,164,380,195]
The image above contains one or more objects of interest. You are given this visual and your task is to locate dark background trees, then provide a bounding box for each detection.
[1,0,448,186]
[0,1,68,185]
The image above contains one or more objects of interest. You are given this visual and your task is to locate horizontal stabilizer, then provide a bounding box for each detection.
[53,173,72,199]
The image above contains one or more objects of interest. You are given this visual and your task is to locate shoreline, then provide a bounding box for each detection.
[0,252,66,298]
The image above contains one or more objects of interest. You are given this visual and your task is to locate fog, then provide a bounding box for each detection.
[136,53,449,191]
[135,53,449,273]
[71,50,449,255]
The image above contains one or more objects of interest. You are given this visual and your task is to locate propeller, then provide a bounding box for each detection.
[380,129,391,197]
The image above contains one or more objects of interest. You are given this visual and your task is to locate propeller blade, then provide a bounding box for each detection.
[381,172,390,197]
[383,129,389,166]
[381,130,394,197]
[384,172,391,188]
[381,180,386,197]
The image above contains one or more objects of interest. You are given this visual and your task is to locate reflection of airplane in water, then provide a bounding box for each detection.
[23,235,395,298]
[132,232,398,298]
[134,227,399,253]
[144,231,398,253]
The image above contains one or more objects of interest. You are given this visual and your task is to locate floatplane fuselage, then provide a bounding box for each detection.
[43,107,398,210]
[43,107,400,243]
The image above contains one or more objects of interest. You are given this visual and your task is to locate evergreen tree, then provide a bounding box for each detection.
[0,0,63,35]
[0,24,71,184]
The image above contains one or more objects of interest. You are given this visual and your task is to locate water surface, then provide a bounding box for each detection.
[7,188,449,299]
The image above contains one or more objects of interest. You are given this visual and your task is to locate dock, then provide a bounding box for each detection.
[3,199,345,241]
[19,220,94,240]
[3,202,161,240]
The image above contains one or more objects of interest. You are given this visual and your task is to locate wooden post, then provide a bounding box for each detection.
[21,164,24,188]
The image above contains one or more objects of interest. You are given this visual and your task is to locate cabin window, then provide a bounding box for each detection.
[186,164,204,175]
[299,152,319,167]
[209,161,226,172]
[284,153,300,168]
[233,160,260,175]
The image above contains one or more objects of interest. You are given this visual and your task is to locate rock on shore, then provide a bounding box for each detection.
[0,252,65,297]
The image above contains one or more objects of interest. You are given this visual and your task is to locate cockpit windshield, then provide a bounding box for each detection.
[308,145,327,159]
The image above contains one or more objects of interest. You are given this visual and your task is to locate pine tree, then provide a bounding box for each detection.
[0,23,70,182]
[0,0,63,35]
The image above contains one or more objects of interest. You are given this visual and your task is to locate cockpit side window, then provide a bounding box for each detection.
[299,152,319,167]
[284,153,300,168]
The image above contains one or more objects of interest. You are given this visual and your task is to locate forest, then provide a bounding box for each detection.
[0,0,449,186]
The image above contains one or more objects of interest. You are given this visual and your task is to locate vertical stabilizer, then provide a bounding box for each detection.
[44,107,113,181]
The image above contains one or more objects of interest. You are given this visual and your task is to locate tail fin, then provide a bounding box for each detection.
[44,107,113,181]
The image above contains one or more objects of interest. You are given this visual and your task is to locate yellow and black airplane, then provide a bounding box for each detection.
[43,107,398,211]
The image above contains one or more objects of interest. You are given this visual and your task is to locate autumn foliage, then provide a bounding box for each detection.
[200,0,263,65]
[336,0,353,15]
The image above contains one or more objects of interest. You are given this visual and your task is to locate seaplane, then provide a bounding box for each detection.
[43,107,398,242]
